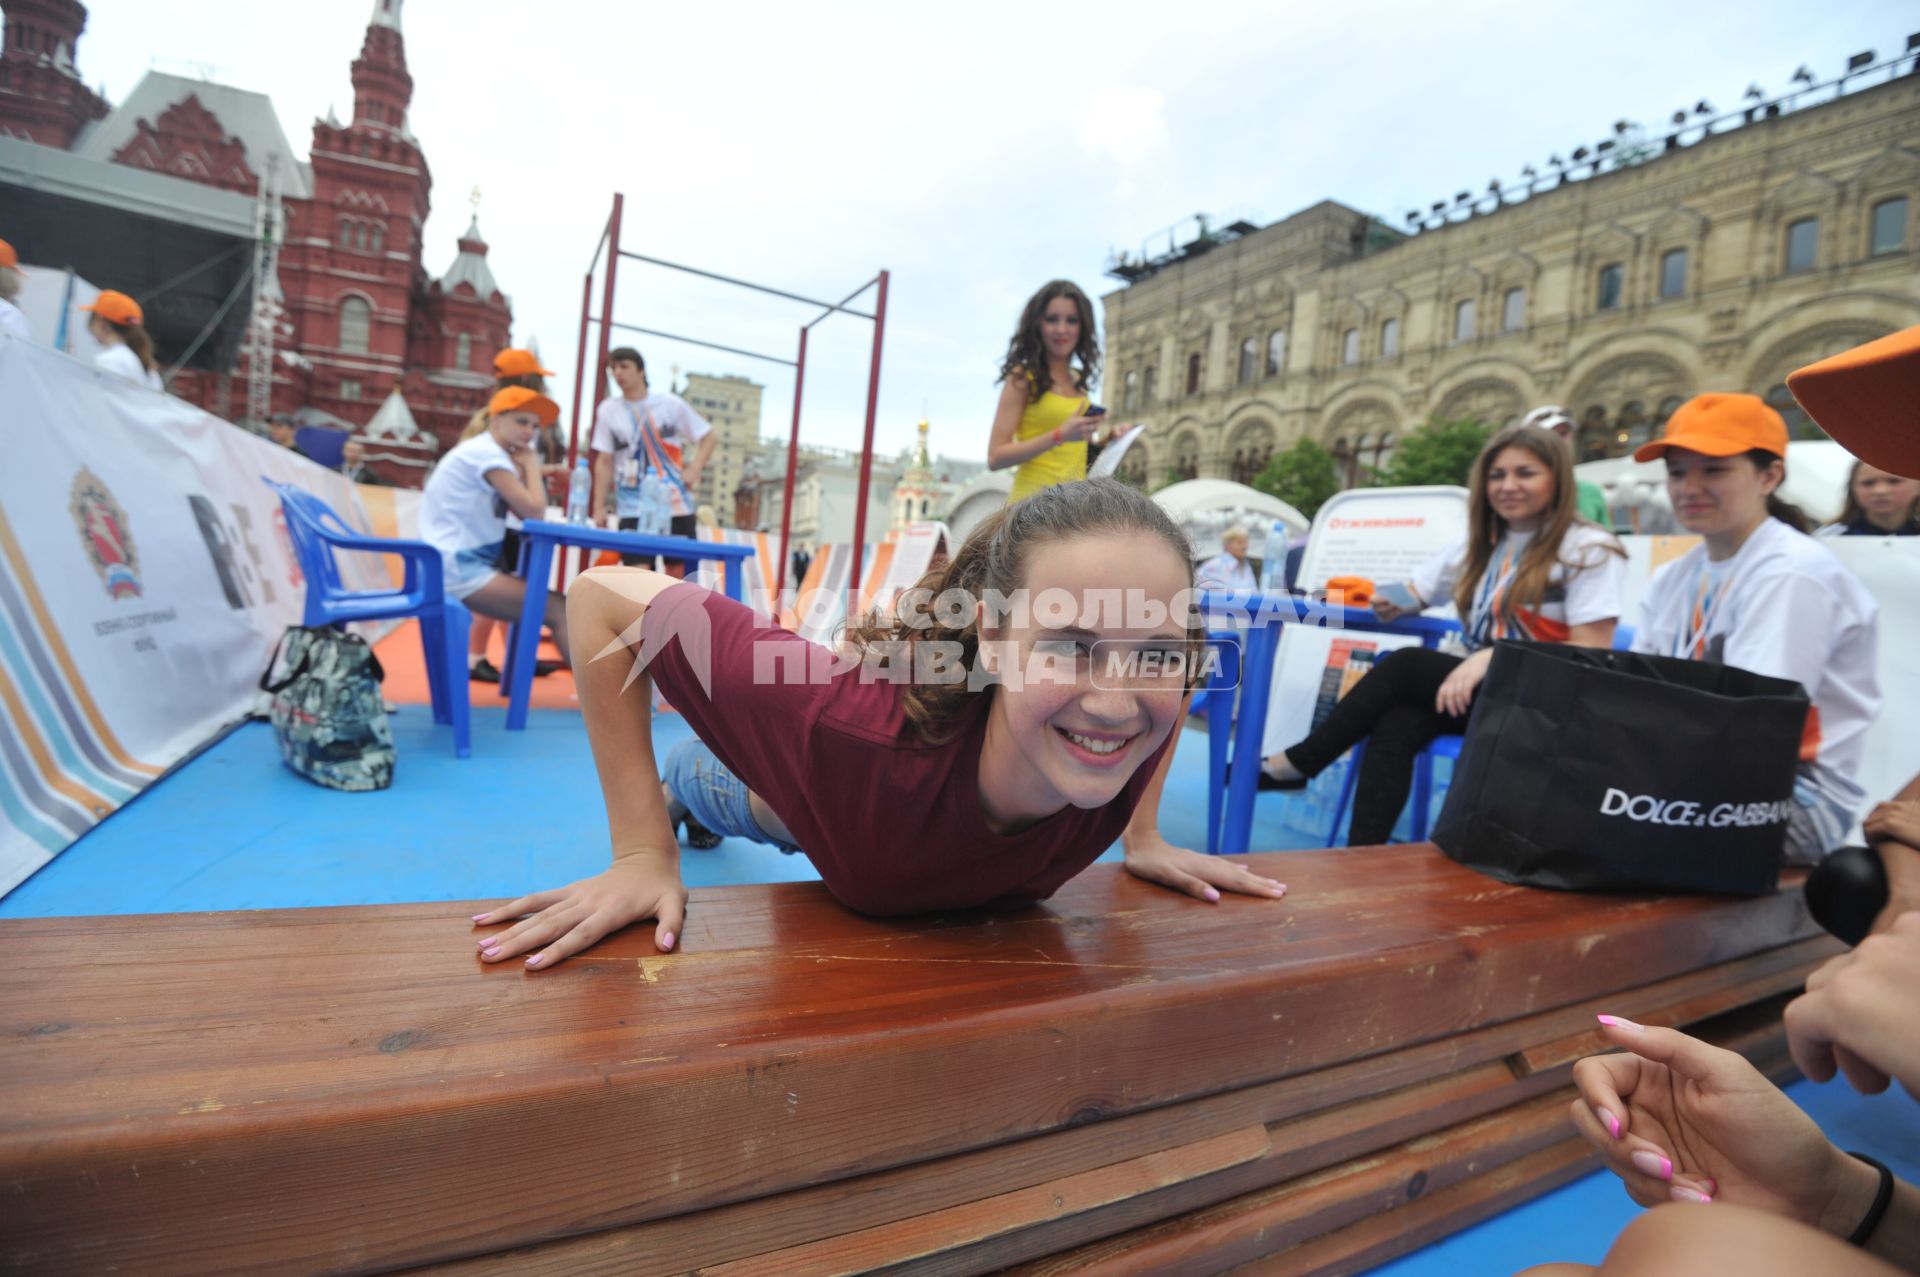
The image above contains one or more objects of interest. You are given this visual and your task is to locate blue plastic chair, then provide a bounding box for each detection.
[1323,621,1643,846]
[1191,631,1243,854]
[264,479,472,758]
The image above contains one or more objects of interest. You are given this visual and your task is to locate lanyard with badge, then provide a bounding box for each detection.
[1674,560,1736,660]
[617,403,691,507]
[1469,538,1522,647]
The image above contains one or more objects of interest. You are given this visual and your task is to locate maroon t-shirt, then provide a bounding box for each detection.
[641,582,1169,916]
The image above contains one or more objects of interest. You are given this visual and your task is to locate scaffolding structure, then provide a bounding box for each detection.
[568,192,889,606]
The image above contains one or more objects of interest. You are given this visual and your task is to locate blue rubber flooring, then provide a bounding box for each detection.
[5,707,1915,1274]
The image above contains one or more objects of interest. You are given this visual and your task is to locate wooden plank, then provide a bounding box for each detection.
[0,848,1830,1275]
[401,957,1816,1277]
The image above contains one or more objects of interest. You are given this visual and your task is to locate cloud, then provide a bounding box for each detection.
[1076,86,1170,176]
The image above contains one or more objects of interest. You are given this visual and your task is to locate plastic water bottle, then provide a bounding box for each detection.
[566,457,592,525]
[1262,518,1290,592]
[635,471,672,536]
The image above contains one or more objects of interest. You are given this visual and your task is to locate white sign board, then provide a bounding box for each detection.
[1295,486,1470,594]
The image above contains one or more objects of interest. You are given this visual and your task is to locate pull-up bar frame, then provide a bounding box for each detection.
[568,192,890,605]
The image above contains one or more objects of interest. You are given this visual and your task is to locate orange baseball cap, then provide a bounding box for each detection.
[492,348,554,378]
[488,385,559,426]
[1632,393,1787,463]
[1786,326,1920,480]
[81,290,144,326]
[0,239,17,269]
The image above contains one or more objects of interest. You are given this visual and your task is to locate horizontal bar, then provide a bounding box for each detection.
[804,275,881,331]
[615,251,875,319]
[605,322,798,367]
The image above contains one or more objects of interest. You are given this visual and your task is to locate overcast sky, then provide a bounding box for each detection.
[72,0,1911,460]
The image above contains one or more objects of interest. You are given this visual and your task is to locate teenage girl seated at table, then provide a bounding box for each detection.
[470,479,1288,970]
[419,386,572,665]
[1627,393,1880,864]
[1259,425,1626,846]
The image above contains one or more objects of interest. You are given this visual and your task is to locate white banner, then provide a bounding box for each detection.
[0,334,390,896]
[1294,486,1470,594]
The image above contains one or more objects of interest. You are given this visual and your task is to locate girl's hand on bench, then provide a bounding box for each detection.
[473,853,688,970]
[1122,836,1288,904]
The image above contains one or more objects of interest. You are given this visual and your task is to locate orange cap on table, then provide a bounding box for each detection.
[492,348,555,378]
[1632,393,1788,463]
[0,239,17,269]
[1786,325,1920,481]
[80,290,145,326]
[488,385,559,426]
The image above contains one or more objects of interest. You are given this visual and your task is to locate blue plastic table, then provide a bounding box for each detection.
[1202,591,1459,855]
[504,520,758,731]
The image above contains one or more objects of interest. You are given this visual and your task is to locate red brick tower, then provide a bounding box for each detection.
[0,0,110,147]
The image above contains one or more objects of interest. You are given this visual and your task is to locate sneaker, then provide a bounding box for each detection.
[469,659,501,684]
[533,659,562,677]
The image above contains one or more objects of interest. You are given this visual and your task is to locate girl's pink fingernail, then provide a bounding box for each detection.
[1597,1014,1645,1033]
[1630,1150,1673,1180]
[1670,1185,1712,1204]
[1599,1108,1621,1139]
[525,955,543,968]
[1203,887,1221,902]
[1703,1177,1718,1195]
[658,932,675,951]
[471,914,489,923]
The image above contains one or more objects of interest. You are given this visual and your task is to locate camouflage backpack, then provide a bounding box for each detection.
[259,626,395,792]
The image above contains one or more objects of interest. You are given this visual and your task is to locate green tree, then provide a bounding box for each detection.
[1380,417,1491,488]
[1253,439,1341,520]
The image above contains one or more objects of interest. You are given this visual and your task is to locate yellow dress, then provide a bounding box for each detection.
[1008,389,1091,504]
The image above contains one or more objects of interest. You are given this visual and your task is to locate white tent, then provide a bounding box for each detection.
[1151,479,1310,559]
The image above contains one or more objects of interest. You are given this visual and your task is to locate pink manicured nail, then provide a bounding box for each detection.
[525,955,543,968]
[1598,1107,1621,1139]
[1630,1150,1673,1180]
[658,932,675,951]
[1203,887,1221,902]
[471,913,489,923]
[1670,1185,1712,1204]
[1703,1177,1718,1195]
[1597,1014,1644,1032]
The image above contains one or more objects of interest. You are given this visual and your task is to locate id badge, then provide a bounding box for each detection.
[617,456,641,489]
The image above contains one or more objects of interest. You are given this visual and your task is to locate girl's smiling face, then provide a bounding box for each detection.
[1040,296,1082,362]
[976,530,1195,832]
[1664,448,1779,538]
[1483,445,1556,530]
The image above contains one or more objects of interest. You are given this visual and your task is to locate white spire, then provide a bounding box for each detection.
[368,0,404,31]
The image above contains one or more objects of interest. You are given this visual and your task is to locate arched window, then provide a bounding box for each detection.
[1237,337,1257,385]
[455,332,473,371]
[1784,218,1819,273]
[1870,197,1908,256]
[337,217,352,249]
[1123,369,1138,413]
[338,297,371,354]
[1342,328,1359,365]
[1185,352,1202,396]
[1141,366,1156,406]
[353,223,368,251]
[1453,299,1475,342]
[1380,317,1400,357]
[1765,384,1818,439]
[1265,329,1287,377]
[370,223,385,254]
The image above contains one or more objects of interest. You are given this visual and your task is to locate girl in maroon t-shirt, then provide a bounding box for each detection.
[473,479,1289,969]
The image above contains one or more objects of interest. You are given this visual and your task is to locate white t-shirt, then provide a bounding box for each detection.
[1632,517,1881,813]
[94,343,163,391]
[0,298,30,340]
[1408,522,1625,649]
[420,434,517,560]
[1195,552,1258,593]
[590,391,712,518]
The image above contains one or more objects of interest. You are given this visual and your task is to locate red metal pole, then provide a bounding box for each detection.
[578,192,624,580]
[565,271,592,471]
[846,270,888,614]
[776,325,807,599]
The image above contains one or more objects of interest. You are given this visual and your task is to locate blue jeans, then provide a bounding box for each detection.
[661,739,801,853]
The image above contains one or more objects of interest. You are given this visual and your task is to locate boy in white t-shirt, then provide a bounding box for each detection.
[588,346,715,575]
[420,386,572,663]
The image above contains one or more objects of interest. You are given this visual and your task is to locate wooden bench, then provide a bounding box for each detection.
[0,845,1831,1275]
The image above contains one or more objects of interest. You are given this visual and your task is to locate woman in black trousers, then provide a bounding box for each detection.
[1263,425,1627,845]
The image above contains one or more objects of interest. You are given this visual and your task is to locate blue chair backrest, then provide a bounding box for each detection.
[266,480,353,600]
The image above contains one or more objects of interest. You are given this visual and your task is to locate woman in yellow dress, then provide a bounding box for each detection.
[987,280,1131,503]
